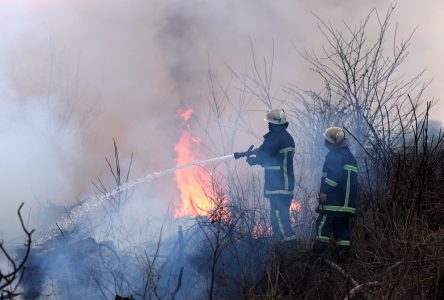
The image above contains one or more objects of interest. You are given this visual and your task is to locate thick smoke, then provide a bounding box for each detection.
[0,0,443,242]
[1,0,443,298]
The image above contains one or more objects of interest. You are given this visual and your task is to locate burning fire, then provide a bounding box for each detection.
[251,224,274,239]
[290,200,302,213]
[174,108,215,218]
[252,200,301,238]
[290,199,302,225]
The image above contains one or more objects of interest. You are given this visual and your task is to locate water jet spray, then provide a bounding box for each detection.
[35,153,240,246]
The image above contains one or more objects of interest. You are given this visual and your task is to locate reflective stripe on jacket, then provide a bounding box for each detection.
[319,147,358,215]
[256,129,295,197]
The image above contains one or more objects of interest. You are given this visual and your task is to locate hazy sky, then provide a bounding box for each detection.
[0,0,443,239]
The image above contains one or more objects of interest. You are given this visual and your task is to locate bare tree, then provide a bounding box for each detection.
[0,203,34,299]
[287,4,434,176]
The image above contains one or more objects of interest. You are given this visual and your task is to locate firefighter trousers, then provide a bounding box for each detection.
[313,214,351,254]
[268,195,295,241]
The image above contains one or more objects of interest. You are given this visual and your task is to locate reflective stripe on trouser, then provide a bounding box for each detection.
[269,195,294,240]
[316,215,330,243]
[315,214,351,247]
[275,210,296,241]
[336,240,351,246]
[275,210,285,236]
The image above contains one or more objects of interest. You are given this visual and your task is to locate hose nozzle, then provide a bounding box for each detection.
[233,145,255,159]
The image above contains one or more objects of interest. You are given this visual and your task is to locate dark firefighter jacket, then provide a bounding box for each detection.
[319,147,358,216]
[255,129,295,198]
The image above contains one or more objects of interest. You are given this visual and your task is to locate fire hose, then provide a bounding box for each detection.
[37,146,255,245]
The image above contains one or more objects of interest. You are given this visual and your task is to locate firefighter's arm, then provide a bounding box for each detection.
[255,138,276,167]
[320,152,343,195]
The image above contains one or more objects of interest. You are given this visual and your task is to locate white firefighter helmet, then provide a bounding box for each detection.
[323,126,346,144]
[265,108,288,125]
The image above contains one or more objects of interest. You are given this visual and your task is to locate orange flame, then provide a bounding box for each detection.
[251,224,273,239]
[290,199,301,225]
[174,108,215,218]
[252,201,301,239]
[179,108,194,123]
[290,200,302,213]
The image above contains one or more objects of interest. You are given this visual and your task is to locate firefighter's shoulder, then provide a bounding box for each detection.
[325,149,342,160]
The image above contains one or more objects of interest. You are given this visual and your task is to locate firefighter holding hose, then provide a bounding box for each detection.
[234,109,296,241]
[313,127,358,260]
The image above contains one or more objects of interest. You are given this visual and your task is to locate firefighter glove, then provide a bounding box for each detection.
[234,145,255,159]
[246,156,258,166]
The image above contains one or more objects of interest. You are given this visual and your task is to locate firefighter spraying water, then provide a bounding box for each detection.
[234,108,297,242]
[37,108,297,246]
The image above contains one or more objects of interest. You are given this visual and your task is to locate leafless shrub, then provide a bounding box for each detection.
[0,203,34,299]
[92,138,134,247]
